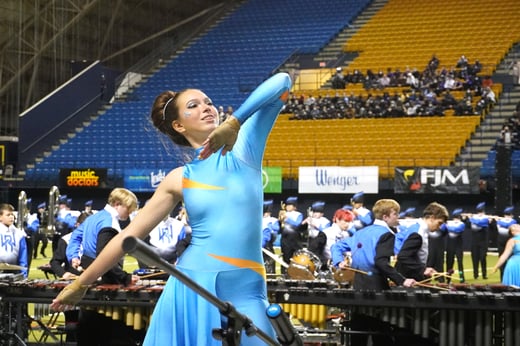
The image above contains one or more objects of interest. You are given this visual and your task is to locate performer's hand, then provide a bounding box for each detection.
[403,278,416,287]
[199,116,240,159]
[50,279,89,312]
[61,272,77,280]
[338,260,349,270]
[490,267,498,275]
[71,258,81,269]
[424,267,436,277]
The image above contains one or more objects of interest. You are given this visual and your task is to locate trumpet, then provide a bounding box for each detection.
[46,186,60,237]
[17,190,28,232]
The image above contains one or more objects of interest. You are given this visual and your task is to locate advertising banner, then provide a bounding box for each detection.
[124,168,168,192]
[262,166,282,193]
[298,166,379,193]
[59,168,107,188]
[394,166,480,194]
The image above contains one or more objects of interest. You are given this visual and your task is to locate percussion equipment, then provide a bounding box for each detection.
[332,255,355,284]
[287,249,322,280]
[0,279,165,341]
[0,263,26,271]
[267,279,520,346]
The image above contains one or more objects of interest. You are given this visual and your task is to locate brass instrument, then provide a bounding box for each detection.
[46,186,60,237]
[278,201,286,228]
[16,190,28,232]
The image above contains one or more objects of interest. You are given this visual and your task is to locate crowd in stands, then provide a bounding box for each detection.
[283,55,497,119]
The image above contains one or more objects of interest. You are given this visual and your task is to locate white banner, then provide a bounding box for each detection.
[298,166,379,193]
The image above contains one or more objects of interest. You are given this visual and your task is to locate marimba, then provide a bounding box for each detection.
[267,279,520,346]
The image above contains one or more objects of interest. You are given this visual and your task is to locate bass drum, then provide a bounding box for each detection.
[287,249,322,280]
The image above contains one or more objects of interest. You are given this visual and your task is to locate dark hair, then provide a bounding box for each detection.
[150,90,190,146]
[423,202,449,222]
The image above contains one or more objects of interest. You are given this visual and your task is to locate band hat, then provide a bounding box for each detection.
[85,200,93,207]
[476,202,486,211]
[58,195,68,204]
[37,202,46,209]
[452,208,464,217]
[285,197,298,205]
[399,207,416,218]
[350,191,364,204]
[311,201,325,212]
[504,206,514,214]
[263,200,273,212]
[342,204,353,211]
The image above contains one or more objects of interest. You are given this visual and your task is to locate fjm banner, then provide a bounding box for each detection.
[394,166,480,194]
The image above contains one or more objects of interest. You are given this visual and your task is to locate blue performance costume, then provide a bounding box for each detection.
[502,234,520,286]
[144,73,291,346]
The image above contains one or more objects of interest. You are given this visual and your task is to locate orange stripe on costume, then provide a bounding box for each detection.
[280,90,289,102]
[209,254,266,278]
[183,177,225,190]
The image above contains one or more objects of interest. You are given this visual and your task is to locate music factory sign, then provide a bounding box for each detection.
[60,168,107,188]
[394,166,480,194]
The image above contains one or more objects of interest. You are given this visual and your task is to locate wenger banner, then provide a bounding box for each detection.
[298,166,379,193]
[394,166,480,194]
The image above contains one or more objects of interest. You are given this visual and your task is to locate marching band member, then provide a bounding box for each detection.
[322,208,355,267]
[394,202,449,282]
[350,191,374,230]
[280,196,304,271]
[444,208,466,283]
[305,201,331,266]
[261,199,280,274]
[0,203,28,278]
[331,199,416,346]
[464,202,492,279]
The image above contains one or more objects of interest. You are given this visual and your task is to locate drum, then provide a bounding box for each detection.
[332,255,355,284]
[287,249,321,280]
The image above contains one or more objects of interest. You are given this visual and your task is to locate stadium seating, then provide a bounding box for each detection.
[263,115,481,179]
[24,0,371,184]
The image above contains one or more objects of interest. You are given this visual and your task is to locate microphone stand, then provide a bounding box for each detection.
[122,236,280,346]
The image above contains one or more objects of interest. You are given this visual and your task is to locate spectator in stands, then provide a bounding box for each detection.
[331,67,346,89]
[455,99,474,116]
[456,54,469,68]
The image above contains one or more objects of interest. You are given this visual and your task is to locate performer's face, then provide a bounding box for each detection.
[172,89,218,136]
[0,210,14,227]
[383,209,400,228]
[426,216,445,232]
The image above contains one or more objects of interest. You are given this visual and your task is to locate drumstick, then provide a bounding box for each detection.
[262,248,289,268]
[139,271,167,279]
[341,266,372,276]
[414,282,451,291]
[417,276,433,284]
[433,272,460,281]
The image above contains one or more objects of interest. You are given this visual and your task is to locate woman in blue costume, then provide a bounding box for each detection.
[492,223,520,286]
[51,72,292,345]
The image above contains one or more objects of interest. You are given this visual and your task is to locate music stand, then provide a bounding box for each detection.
[122,236,281,346]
